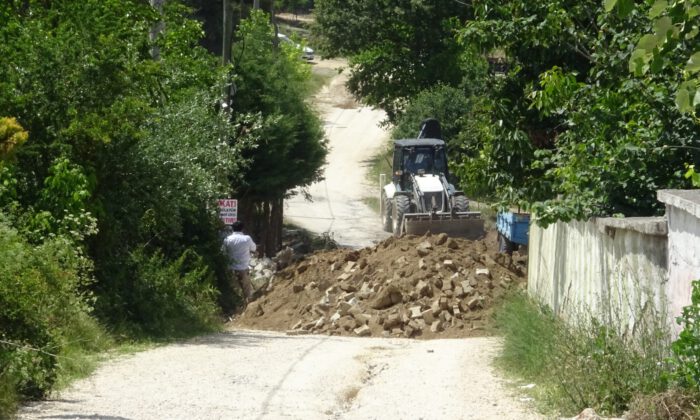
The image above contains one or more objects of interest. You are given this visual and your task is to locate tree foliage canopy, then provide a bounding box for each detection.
[313,0,471,120]
[315,0,699,224]
[0,1,326,411]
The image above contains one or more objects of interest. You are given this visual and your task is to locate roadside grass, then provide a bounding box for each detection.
[494,292,676,417]
[308,65,335,96]
[362,196,380,213]
[364,140,393,214]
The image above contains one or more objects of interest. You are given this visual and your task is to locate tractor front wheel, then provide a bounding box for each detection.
[392,195,410,236]
[453,195,469,212]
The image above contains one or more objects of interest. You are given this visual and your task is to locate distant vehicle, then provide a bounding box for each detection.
[277,33,314,60]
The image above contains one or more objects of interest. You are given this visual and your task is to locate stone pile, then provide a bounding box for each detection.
[234,232,528,339]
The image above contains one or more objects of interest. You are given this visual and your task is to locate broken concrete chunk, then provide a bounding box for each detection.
[467,297,482,309]
[421,309,435,324]
[370,284,402,309]
[416,243,432,257]
[418,258,427,270]
[337,273,352,281]
[430,320,442,333]
[475,268,491,278]
[415,280,430,297]
[384,313,402,329]
[443,260,456,271]
[409,306,423,319]
[330,312,342,323]
[431,299,441,315]
[337,301,352,315]
[345,261,356,272]
[338,316,357,331]
[339,281,357,293]
[353,313,372,325]
[354,325,371,337]
[442,280,453,291]
[314,317,325,329]
[433,233,449,246]
[292,284,304,293]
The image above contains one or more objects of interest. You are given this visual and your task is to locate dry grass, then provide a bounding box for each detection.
[627,389,700,420]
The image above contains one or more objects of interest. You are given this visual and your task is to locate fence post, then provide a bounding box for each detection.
[379,173,386,218]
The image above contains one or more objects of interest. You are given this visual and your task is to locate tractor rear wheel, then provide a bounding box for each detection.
[381,192,393,232]
[392,195,410,236]
[453,195,469,212]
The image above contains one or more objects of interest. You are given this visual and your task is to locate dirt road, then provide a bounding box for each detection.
[284,59,391,248]
[18,59,541,420]
[20,331,539,420]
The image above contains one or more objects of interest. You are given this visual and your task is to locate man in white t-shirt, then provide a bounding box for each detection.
[222,221,257,301]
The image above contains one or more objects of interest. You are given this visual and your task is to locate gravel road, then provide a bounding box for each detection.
[18,59,541,420]
[19,330,540,420]
[284,58,391,248]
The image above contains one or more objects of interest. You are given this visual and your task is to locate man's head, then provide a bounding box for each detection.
[232,221,244,232]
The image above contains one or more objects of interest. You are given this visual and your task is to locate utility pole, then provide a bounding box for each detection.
[149,0,165,60]
[222,0,235,110]
[253,0,260,9]
[222,0,232,66]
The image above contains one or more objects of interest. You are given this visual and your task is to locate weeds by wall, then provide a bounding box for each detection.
[496,292,673,417]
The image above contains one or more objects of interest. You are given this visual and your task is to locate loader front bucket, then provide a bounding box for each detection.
[402,212,484,240]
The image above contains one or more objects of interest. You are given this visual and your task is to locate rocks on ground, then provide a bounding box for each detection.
[234,232,528,339]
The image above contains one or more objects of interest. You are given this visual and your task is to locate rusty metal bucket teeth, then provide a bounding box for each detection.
[402,212,484,240]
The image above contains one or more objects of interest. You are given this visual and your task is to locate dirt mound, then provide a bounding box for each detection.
[233,232,527,339]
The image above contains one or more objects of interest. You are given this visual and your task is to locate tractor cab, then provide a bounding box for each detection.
[392,139,449,191]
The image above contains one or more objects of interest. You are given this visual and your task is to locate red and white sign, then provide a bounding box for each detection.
[218,199,238,225]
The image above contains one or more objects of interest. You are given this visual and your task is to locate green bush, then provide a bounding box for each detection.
[102,248,221,338]
[0,217,107,418]
[496,292,671,417]
[671,279,700,389]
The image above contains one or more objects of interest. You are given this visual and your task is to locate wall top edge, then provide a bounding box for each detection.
[657,189,700,220]
[594,216,668,236]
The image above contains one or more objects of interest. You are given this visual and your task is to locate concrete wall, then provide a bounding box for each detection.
[658,190,700,335]
[528,217,668,336]
[529,190,700,337]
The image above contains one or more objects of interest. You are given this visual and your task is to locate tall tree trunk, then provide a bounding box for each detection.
[253,0,260,9]
[238,196,284,258]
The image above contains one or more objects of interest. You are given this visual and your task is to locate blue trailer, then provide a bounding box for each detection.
[496,212,530,254]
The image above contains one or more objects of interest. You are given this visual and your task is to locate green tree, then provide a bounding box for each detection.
[230,10,327,255]
[457,0,698,221]
[313,0,471,120]
[0,0,252,330]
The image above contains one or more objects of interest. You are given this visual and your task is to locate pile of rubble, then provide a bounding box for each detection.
[234,232,528,339]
